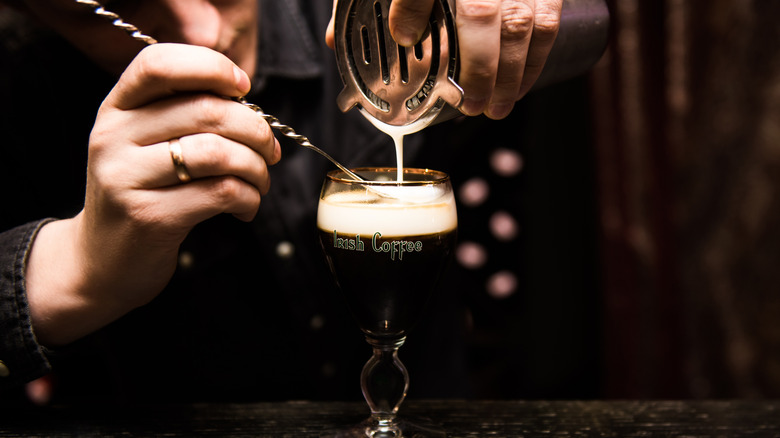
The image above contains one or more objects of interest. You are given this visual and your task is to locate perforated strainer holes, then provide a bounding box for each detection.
[373,1,390,84]
[361,26,371,65]
[398,44,409,84]
[414,41,424,61]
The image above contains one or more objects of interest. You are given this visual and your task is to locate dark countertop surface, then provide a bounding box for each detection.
[2,399,779,437]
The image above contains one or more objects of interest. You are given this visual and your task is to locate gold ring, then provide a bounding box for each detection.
[168,138,191,183]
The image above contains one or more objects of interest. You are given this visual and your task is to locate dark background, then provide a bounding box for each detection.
[3,0,780,402]
[423,0,780,400]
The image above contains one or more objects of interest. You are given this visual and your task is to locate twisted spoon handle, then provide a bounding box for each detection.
[75,0,158,44]
[236,99,363,181]
[75,0,363,182]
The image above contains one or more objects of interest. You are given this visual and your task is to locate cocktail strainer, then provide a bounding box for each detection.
[333,0,463,135]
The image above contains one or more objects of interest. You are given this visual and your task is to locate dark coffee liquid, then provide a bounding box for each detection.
[319,228,456,339]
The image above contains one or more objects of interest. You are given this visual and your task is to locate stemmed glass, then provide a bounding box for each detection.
[318,167,457,438]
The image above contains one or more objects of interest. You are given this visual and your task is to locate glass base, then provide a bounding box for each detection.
[321,416,446,438]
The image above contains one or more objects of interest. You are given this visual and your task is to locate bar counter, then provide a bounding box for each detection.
[2,400,779,437]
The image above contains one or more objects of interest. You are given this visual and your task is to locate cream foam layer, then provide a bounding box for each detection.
[317,191,457,236]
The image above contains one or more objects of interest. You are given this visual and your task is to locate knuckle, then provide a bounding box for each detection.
[500,3,535,38]
[212,175,244,201]
[91,164,122,197]
[89,152,133,193]
[191,95,229,130]
[89,113,125,155]
[459,0,501,24]
[246,116,277,161]
[197,133,231,166]
[131,46,169,83]
[469,64,497,84]
[533,9,561,37]
[249,188,262,208]
[99,160,127,187]
[257,161,271,194]
[88,130,112,156]
[215,175,261,214]
[252,117,273,145]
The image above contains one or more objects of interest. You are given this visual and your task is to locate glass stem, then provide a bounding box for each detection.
[361,336,409,428]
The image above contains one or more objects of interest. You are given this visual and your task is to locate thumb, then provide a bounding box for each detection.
[389,0,435,46]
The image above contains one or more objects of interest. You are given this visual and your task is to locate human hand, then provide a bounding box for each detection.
[25,44,280,346]
[88,43,279,227]
[326,0,562,120]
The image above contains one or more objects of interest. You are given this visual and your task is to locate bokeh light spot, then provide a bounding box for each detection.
[490,148,524,177]
[486,270,518,299]
[489,210,520,241]
[458,177,490,207]
[456,241,488,269]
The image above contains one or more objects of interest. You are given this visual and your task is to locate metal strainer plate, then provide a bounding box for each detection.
[334,0,463,133]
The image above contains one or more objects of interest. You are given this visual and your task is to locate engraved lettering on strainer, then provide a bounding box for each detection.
[334,0,464,134]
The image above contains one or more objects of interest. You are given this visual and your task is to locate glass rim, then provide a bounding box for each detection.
[325,167,450,186]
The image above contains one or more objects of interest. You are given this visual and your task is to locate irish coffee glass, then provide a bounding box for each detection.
[318,168,457,437]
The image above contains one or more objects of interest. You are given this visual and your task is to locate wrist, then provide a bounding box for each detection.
[24,214,153,347]
[25,217,97,346]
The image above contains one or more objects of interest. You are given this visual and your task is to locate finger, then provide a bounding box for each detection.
[517,0,562,99]
[103,93,281,167]
[127,134,273,194]
[389,0,435,46]
[104,43,252,111]
[326,0,338,49]
[455,0,502,116]
[486,0,536,119]
[140,175,263,226]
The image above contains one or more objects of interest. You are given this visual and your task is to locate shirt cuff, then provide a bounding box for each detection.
[0,219,55,388]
